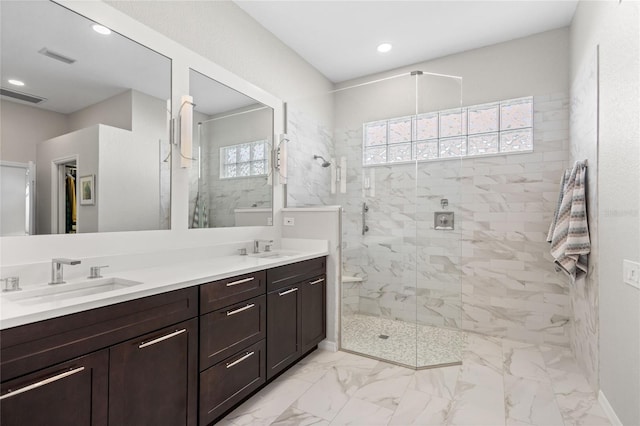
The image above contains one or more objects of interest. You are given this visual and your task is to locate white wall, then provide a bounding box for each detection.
[98,124,160,232]
[337,28,570,105]
[68,90,133,132]
[571,2,640,425]
[0,100,69,163]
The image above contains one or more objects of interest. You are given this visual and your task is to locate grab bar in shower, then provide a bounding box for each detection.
[362,202,369,235]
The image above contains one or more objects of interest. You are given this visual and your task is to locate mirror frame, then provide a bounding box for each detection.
[0,0,285,263]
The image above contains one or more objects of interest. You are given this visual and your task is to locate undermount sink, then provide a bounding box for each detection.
[3,277,143,306]
[249,250,300,259]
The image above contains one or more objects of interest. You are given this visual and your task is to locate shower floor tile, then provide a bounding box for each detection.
[341,314,467,368]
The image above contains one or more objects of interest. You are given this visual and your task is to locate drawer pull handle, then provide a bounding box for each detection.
[138,329,186,349]
[226,351,255,369]
[0,367,85,400]
[226,277,255,287]
[309,278,325,285]
[278,287,298,296]
[226,303,255,316]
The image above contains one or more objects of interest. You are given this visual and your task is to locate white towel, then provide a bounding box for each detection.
[547,160,590,281]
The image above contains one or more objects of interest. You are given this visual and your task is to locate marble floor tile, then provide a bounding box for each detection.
[409,365,460,400]
[329,397,394,425]
[271,407,331,426]
[555,393,612,426]
[389,389,451,425]
[224,378,315,425]
[447,364,506,426]
[503,342,549,382]
[463,333,504,372]
[352,362,413,410]
[539,344,583,373]
[221,341,612,426]
[292,366,364,421]
[547,367,596,395]
[281,350,350,383]
[504,374,564,425]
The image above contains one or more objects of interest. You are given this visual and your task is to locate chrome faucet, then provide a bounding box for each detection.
[253,239,274,254]
[49,258,81,285]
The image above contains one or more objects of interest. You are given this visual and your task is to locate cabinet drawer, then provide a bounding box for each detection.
[199,340,265,425]
[200,271,266,313]
[267,257,326,292]
[200,295,266,370]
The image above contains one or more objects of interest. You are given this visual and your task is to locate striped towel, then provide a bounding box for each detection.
[547,160,590,281]
[192,193,209,228]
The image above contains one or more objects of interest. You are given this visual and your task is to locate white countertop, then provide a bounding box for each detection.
[0,247,328,330]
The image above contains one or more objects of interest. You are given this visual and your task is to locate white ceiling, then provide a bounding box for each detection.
[234,1,578,83]
[190,69,260,117]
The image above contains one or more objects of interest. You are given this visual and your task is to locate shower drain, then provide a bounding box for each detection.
[378,334,389,339]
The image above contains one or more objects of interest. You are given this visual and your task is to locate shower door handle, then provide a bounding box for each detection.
[362,202,369,235]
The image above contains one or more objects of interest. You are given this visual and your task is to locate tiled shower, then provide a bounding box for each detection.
[287,71,570,369]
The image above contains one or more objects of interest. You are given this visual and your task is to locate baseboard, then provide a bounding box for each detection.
[318,340,337,352]
[598,390,623,426]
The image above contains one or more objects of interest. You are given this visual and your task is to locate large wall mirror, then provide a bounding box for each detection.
[188,69,274,228]
[0,0,171,236]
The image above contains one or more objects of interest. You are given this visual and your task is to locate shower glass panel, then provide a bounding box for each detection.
[334,74,420,367]
[414,73,465,367]
[285,70,463,369]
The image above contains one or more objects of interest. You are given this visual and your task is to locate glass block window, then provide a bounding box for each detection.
[414,113,438,140]
[364,121,387,146]
[468,103,499,134]
[468,133,499,155]
[220,140,269,179]
[440,137,467,158]
[500,128,533,152]
[362,96,533,165]
[388,118,412,144]
[439,109,467,138]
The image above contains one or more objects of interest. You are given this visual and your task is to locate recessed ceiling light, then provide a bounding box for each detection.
[377,43,393,53]
[92,24,111,35]
[8,79,25,86]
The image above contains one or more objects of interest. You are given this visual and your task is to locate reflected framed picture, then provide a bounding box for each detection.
[79,175,95,205]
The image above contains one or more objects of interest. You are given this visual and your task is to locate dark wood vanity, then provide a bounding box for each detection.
[0,256,326,426]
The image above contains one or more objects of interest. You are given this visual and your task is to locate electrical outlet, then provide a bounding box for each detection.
[284,217,295,226]
[623,259,640,289]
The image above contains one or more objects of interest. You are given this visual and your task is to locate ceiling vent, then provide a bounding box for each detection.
[38,47,76,64]
[0,87,46,104]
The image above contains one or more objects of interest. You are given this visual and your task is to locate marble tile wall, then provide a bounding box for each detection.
[285,107,334,207]
[568,50,599,388]
[337,93,572,347]
[459,93,571,346]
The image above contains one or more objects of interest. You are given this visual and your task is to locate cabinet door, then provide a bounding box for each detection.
[266,286,300,379]
[0,350,108,426]
[300,275,326,354]
[109,318,198,426]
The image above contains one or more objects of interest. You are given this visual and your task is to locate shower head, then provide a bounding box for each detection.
[313,155,331,167]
